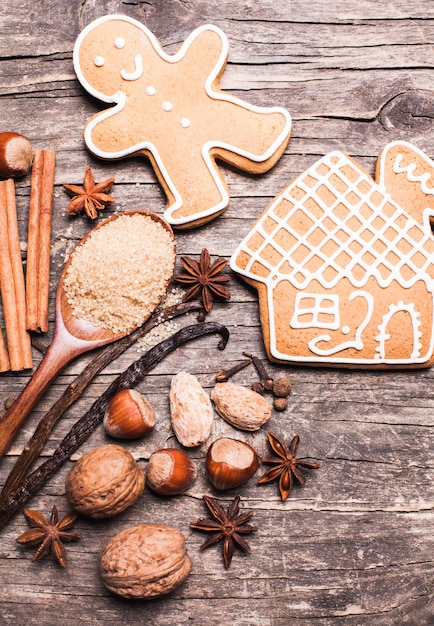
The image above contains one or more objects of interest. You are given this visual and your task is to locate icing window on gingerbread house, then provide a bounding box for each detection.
[290,293,340,330]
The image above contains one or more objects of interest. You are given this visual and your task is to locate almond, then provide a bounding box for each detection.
[169,371,214,447]
[211,382,272,431]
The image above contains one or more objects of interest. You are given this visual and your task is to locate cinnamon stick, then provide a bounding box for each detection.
[0,179,32,370]
[0,329,10,373]
[26,149,56,333]
[25,151,43,329]
[5,180,32,369]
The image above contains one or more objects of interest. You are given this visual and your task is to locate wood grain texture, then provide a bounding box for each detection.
[1,0,434,624]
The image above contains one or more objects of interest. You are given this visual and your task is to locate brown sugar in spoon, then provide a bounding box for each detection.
[0,210,175,459]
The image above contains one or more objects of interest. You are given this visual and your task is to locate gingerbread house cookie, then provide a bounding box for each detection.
[230,141,434,368]
[73,15,291,229]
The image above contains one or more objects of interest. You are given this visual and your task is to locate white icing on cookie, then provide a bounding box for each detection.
[73,15,292,227]
[375,301,422,360]
[393,153,434,195]
[307,291,374,356]
[290,293,340,330]
[230,142,434,366]
[120,54,143,80]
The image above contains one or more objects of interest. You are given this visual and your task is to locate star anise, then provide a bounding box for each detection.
[16,505,79,568]
[258,432,320,501]
[174,248,230,314]
[191,495,257,568]
[63,167,115,219]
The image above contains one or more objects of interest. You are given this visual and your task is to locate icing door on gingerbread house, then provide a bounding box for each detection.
[230,141,434,368]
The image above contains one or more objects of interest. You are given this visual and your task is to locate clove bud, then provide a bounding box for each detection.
[243,352,274,392]
[215,357,252,382]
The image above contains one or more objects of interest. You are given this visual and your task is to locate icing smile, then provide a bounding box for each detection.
[121,54,143,81]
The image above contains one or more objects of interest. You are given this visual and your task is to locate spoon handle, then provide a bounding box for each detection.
[0,339,78,459]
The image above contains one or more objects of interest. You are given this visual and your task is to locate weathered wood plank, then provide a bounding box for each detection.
[1,1,434,624]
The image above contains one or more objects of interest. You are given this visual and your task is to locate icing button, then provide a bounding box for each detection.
[146,86,156,96]
[162,101,173,111]
[181,118,191,128]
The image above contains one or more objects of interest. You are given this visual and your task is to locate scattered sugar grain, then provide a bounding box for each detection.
[137,286,185,348]
[64,214,175,334]
[161,286,185,308]
[138,318,180,348]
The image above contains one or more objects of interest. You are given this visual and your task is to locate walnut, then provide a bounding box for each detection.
[99,524,192,599]
[65,444,145,518]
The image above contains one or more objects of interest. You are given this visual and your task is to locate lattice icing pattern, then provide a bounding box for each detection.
[235,151,434,290]
[230,141,434,367]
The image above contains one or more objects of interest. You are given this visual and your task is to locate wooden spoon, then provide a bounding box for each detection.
[0,210,175,459]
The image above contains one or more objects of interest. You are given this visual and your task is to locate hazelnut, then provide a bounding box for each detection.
[206,437,259,490]
[146,448,197,496]
[103,388,156,439]
[100,523,192,599]
[0,132,32,178]
[65,444,145,518]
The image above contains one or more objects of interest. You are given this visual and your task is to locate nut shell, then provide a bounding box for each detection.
[65,444,145,518]
[146,448,197,496]
[206,437,259,490]
[100,523,192,599]
[169,371,214,447]
[0,132,32,178]
[103,388,156,439]
[211,382,272,431]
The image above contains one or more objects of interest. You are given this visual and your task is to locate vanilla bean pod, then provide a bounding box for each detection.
[0,301,202,507]
[0,321,229,529]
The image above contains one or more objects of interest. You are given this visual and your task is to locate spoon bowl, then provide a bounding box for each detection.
[0,210,175,459]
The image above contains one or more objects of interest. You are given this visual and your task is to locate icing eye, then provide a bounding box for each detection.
[94,56,105,67]
[114,37,125,49]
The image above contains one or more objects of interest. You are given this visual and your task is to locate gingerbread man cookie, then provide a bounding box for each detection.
[231,141,434,369]
[73,15,292,228]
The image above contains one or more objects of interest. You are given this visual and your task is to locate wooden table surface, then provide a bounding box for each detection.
[1,1,434,624]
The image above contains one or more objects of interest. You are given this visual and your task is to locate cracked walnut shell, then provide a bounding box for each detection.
[99,524,192,599]
[65,444,145,518]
